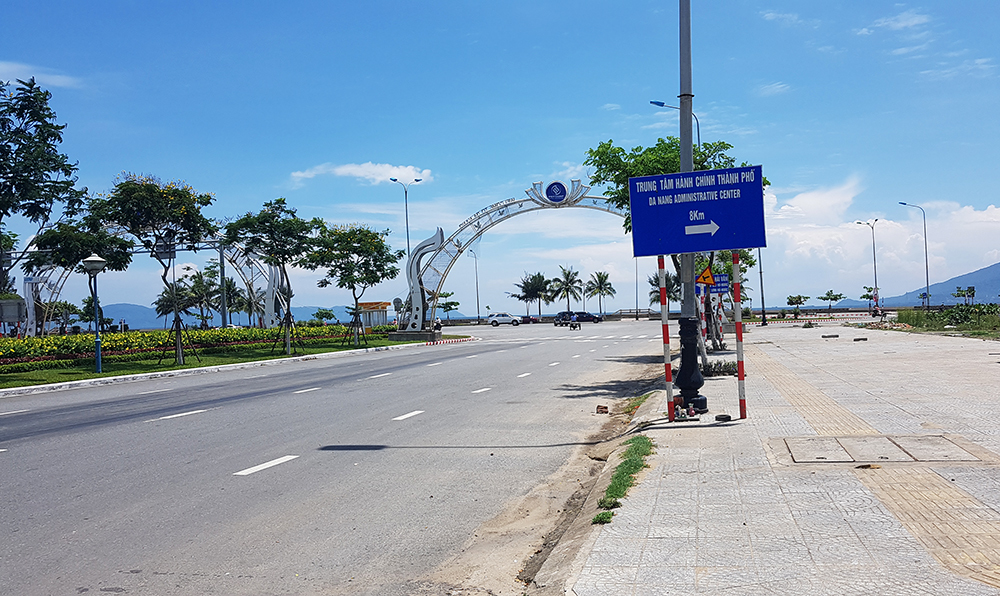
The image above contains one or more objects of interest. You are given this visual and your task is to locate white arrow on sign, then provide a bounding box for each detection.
[684,220,720,236]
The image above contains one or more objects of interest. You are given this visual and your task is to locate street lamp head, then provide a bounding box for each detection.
[81,253,107,275]
[650,100,666,107]
[899,202,908,206]
[414,178,422,183]
[390,177,398,182]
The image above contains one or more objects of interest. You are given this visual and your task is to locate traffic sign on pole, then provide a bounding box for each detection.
[628,165,766,257]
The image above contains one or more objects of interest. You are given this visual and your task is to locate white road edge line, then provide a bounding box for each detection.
[233,455,299,476]
[368,373,392,379]
[146,409,208,422]
[137,389,170,395]
[295,387,321,393]
[392,410,425,421]
[517,372,531,378]
[427,362,443,367]
[472,387,492,394]
[0,409,28,417]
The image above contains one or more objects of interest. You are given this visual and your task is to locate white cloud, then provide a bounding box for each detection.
[872,10,931,31]
[772,176,861,223]
[553,161,586,180]
[290,162,433,188]
[856,28,873,36]
[920,58,996,79]
[761,12,802,26]
[0,61,82,88]
[755,82,791,97]
[601,103,621,111]
[891,43,930,56]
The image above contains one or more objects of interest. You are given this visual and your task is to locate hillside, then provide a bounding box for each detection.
[837,261,1000,308]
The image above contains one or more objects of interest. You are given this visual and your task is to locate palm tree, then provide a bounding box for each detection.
[549,266,583,312]
[648,270,681,314]
[152,282,197,325]
[584,271,616,315]
[181,266,219,326]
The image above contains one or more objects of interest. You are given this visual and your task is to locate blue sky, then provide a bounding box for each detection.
[3,1,999,316]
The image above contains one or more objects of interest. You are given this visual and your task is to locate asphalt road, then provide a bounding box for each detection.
[0,319,664,595]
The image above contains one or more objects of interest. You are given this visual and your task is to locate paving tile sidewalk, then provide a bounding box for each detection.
[571,323,1000,595]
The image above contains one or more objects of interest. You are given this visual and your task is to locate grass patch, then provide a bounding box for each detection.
[0,337,434,389]
[623,391,654,417]
[592,435,654,524]
[591,511,614,524]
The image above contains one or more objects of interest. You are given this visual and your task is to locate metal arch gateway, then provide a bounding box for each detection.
[411,179,625,325]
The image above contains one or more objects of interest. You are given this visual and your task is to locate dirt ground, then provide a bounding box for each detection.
[411,359,664,596]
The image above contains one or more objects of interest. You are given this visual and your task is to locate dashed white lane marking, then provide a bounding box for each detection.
[602,345,610,348]
[246,374,267,379]
[234,455,299,476]
[146,409,207,422]
[392,410,424,421]
[137,389,170,395]
[497,349,508,353]
[572,355,581,358]
[295,387,321,393]
[517,372,532,378]
[589,349,596,352]
[648,339,659,342]
[0,449,7,453]
[604,335,616,339]
[427,362,443,367]
[549,362,560,367]
[472,387,492,394]
[466,354,478,359]
[588,335,600,339]
[637,334,648,338]
[621,335,632,338]
[368,373,392,379]
[0,409,28,417]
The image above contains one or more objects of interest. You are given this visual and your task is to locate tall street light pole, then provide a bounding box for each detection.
[82,253,107,373]
[468,248,481,324]
[899,202,931,310]
[674,0,706,414]
[390,177,422,258]
[856,219,880,311]
[649,101,701,148]
[757,247,767,325]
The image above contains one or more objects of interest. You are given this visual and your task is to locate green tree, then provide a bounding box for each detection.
[952,286,967,305]
[510,272,544,316]
[786,294,809,319]
[818,290,845,310]
[78,295,113,330]
[861,286,875,310]
[152,282,196,321]
[180,265,219,326]
[87,173,217,363]
[312,308,338,324]
[549,265,583,312]
[224,198,320,353]
[438,291,460,320]
[47,300,80,333]
[301,224,404,345]
[0,78,88,292]
[648,270,681,314]
[585,271,616,315]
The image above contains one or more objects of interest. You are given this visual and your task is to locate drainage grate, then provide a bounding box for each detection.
[784,435,980,463]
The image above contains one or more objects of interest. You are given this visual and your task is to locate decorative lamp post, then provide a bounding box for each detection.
[81,253,108,373]
[390,177,422,258]
[856,219,880,311]
[899,202,931,310]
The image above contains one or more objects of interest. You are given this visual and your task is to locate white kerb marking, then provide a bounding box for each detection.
[137,389,169,395]
[295,387,321,393]
[392,410,425,421]
[427,362,443,367]
[472,387,492,394]
[233,455,299,476]
[517,372,531,378]
[0,409,28,417]
[146,409,207,422]
[368,373,392,379]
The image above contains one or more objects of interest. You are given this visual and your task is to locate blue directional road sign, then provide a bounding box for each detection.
[710,274,730,295]
[628,165,766,257]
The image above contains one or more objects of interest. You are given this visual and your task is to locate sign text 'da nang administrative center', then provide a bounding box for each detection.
[628,165,766,257]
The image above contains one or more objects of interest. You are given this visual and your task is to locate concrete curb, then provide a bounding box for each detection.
[0,336,481,399]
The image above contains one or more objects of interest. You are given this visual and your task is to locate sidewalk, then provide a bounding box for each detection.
[570,323,1000,595]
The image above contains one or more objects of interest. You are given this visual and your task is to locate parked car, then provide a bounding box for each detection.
[574,311,602,323]
[487,312,520,326]
[554,311,602,326]
[553,311,574,326]
[521,315,539,324]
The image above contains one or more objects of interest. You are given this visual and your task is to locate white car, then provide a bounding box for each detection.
[487,312,519,326]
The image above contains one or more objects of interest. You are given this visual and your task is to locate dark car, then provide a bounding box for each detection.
[553,311,574,326]
[574,311,602,323]
[521,315,539,324]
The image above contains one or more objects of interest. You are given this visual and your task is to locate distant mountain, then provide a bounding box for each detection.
[99,303,470,330]
[837,261,1000,308]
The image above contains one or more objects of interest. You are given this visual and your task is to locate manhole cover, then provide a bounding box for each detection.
[782,435,981,464]
[890,436,979,461]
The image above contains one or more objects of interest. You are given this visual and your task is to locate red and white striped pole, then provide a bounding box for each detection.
[733,252,747,418]
[658,255,675,421]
